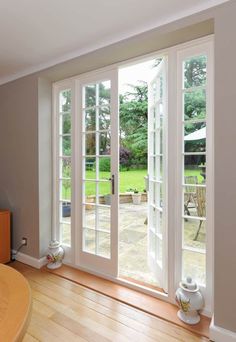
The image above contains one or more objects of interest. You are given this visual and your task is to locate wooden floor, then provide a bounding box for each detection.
[48,264,210,338]
[11,262,208,342]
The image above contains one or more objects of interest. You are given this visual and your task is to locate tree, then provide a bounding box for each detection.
[119,82,148,166]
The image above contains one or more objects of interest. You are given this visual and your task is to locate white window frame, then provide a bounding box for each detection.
[52,35,214,314]
[176,40,214,316]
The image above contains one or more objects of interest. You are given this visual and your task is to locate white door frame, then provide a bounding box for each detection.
[74,69,119,277]
[52,35,214,314]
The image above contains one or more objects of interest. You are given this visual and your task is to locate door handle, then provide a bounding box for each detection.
[109,175,115,195]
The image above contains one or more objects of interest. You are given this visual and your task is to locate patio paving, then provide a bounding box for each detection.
[61,201,206,289]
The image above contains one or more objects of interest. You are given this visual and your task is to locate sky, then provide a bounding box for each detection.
[118,59,156,94]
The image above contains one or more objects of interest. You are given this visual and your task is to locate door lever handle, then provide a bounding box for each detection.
[109,175,115,195]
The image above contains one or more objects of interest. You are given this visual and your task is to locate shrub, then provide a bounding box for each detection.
[99,157,110,171]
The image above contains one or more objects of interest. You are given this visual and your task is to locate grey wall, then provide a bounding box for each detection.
[38,78,52,257]
[0,75,39,258]
[0,0,235,333]
[214,1,236,333]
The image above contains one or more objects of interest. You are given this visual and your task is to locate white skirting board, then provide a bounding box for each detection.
[210,316,236,342]
[11,250,47,269]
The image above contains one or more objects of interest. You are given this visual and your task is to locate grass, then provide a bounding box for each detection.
[62,167,204,199]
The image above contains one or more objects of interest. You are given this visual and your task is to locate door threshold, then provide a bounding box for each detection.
[45,264,210,338]
[119,275,165,293]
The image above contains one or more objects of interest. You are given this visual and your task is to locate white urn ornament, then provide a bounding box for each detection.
[175,277,204,325]
[46,240,64,269]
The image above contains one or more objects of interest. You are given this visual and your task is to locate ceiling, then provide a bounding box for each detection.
[0,0,228,84]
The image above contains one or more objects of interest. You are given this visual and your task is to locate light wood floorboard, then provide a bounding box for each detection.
[10,262,208,342]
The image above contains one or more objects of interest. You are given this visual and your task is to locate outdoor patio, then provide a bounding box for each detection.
[62,199,206,288]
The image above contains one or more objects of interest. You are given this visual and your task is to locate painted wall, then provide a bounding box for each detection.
[0,0,235,334]
[0,75,39,258]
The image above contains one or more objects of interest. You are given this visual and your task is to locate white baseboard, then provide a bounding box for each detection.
[12,250,47,269]
[210,316,236,342]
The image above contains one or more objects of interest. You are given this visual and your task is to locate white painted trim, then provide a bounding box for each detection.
[0,0,226,86]
[210,316,236,342]
[12,250,47,269]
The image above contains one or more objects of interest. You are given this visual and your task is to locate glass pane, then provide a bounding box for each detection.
[59,89,71,113]
[60,136,71,156]
[60,201,71,221]
[60,180,71,200]
[155,182,163,208]
[154,128,163,155]
[84,181,96,198]
[85,108,96,131]
[60,158,71,178]
[184,89,206,121]
[150,206,157,232]
[99,106,110,130]
[60,114,71,134]
[157,210,163,235]
[149,231,156,256]
[99,157,111,180]
[184,55,207,89]
[182,250,206,285]
[61,223,71,246]
[83,205,95,229]
[98,231,110,258]
[99,81,111,106]
[156,237,162,263]
[84,157,96,179]
[155,156,163,181]
[184,122,206,153]
[85,84,96,108]
[183,218,206,251]
[98,207,110,232]
[99,132,110,155]
[83,228,96,254]
[98,182,111,205]
[85,133,96,155]
[184,155,206,184]
[183,185,206,218]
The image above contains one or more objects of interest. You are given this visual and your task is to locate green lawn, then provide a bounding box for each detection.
[62,168,204,199]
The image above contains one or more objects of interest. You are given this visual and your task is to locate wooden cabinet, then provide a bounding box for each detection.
[0,210,10,263]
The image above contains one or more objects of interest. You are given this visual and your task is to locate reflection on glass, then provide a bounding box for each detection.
[83,205,95,229]
[98,207,110,231]
[99,81,111,106]
[184,155,206,183]
[85,133,96,155]
[183,219,206,250]
[60,179,71,200]
[99,107,110,130]
[85,84,96,108]
[98,231,110,258]
[184,122,206,153]
[182,250,206,285]
[59,89,71,113]
[98,182,111,204]
[60,114,71,134]
[184,89,206,121]
[184,55,207,89]
[85,157,96,179]
[84,181,96,198]
[61,136,71,156]
[61,223,71,246]
[99,133,110,155]
[85,108,96,131]
[83,228,96,254]
[60,158,71,178]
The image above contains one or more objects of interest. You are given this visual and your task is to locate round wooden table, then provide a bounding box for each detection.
[0,264,31,341]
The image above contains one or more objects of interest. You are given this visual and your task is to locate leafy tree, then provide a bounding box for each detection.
[119,82,148,165]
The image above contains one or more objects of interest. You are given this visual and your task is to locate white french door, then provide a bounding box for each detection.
[76,70,119,277]
[148,58,168,291]
[53,36,213,312]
